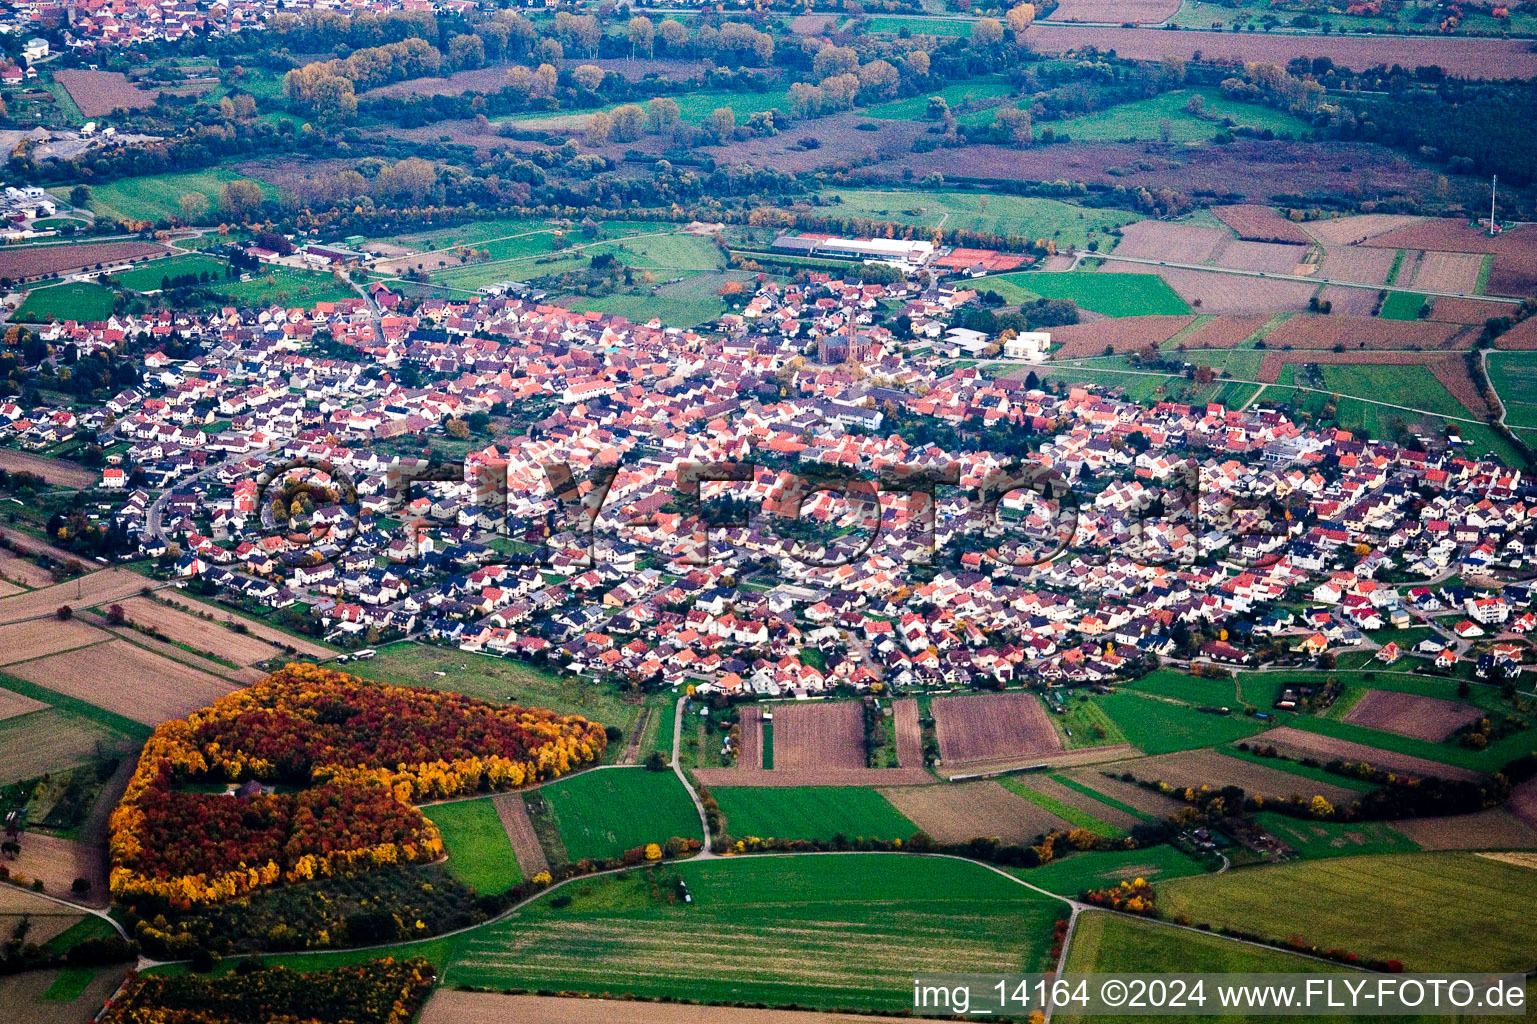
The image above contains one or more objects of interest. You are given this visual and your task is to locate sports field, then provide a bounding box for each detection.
[710,786,917,841]
[111,254,229,292]
[446,854,1066,1010]
[14,281,115,322]
[426,797,524,893]
[1094,692,1272,755]
[987,271,1191,317]
[538,767,701,861]
[1157,852,1537,971]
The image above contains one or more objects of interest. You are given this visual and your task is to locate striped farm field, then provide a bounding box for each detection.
[1157,852,1537,971]
[446,854,1066,1010]
[536,767,702,862]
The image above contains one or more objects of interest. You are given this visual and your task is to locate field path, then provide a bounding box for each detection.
[492,793,549,879]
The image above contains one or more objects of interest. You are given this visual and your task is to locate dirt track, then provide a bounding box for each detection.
[492,792,549,878]
[893,698,922,768]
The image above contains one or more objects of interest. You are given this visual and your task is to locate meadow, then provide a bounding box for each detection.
[1485,351,1537,430]
[1124,668,1243,708]
[79,169,279,224]
[213,266,359,308]
[863,14,975,36]
[811,189,1139,249]
[426,797,523,893]
[1017,844,1208,895]
[558,271,732,327]
[710,786,917,841]
[445,854,1066,1010]
[1043,87,1314,144]
[1094,692,1273,755]
[1249,812,1419,860]
[864,78,1013,120]
[1156,852,1537,971]
[537,767,702,861]
[1379,291,1432,320]
[986,271,1191,317]
[13,281,115,322]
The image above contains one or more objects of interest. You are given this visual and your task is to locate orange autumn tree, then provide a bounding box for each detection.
[109,663,606,906]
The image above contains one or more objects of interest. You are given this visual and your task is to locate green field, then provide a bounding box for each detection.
[810,190,1139,249]
[13,281,116,322]
[1020,845,1209,895]
[445,854,1066,1009]
[1379,290,1432,321]
[711,786,917,841]
[987,271,1191,317]
[1095,692,1273,755]
[1048,694,1130,748]
[1047,87,1314,144]
[864,14,975,36]
[559,271,728,327]
[1250,812,1419,860]
[1284,713,1530,773]
[425,797,523,893]
[354,642,639,735]
[503,87,799,129]
[214,266,359,307]
[864,78,1013,120]
[1157,852,1537,971]
[538,767,702,861]
[80,169,279,224]
[1486,351,1537,430]
[1125,668,1242,708]
[111,254,229,292]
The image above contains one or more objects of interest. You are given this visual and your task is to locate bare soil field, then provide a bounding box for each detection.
[1264,313,1466,350]
[1319,245,1397,286]
[0,616,108,666]
[0,241,168,282]
[362,64,522,100]
[1478,852,1537,869]
[1174,314,1268,350]
[1430,297,1507,324]
[879,780,1070,844]
[1314,286,1379,317]
[790,13,838,33]
[1509,776,1537,831]
[0,570,151,625]
[1358,222,1537,297]
[421,991,917,1024]
[1112,221,1229,263]
[493,792,549,877]
[0,685,45,721]
[1214,240,1310,274]
[1259,725,1484,782]
[1304,215,1425,247]
[1046,0,1179,23]
[1212,206,1313,245]
[0,449,97,488]
[1493,316,1537,350]
[932,692,1063,765]
[89,614,264,684]
[1408,251,1485,294]
[1392,808,1537,850]
[707,111,926,174]
[1062,768,1190,817]
[1023,25,1537,76]
[53,69,157,116]
[1116,264,1315,315]
[9,639,235,725]
[893,698,922,768]
[1025,774,1143,830]
[151,593,334,658]
[0,576,24,597]
[1120,749,1360,806]
[1049,315,1195,357]
[6,831,107,905]
[1342,689,1482,741]
[113,596,289,666]
[738,705,764,770]
[1488,254,1537,298]
[771,701,866,771]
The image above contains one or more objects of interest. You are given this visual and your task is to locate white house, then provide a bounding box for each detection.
[1004,331,1051,362]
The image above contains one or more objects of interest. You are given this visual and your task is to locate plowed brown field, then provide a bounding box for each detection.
[1213,206,1313,245]
[1264,313,1466,350]
[1175,314,1268,350]
[878,780,1069,843]
[932,692,1062,765]
[1258,725,1484,782]
[9,639,235,725]
[893,698,922,768]
[0,241,167,282]
[771,701,865,771]
[1049,315,1195,357]
[1341,689,1482,741]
